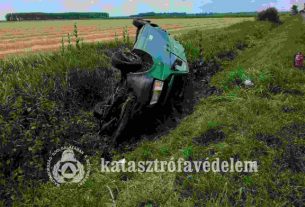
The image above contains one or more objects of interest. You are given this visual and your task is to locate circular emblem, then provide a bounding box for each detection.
[47,146,91,186]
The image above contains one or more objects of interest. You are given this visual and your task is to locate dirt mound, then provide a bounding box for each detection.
[217,51,236,61]
[269,85,304,96]
[190,59,223,102]
[280,144,305,173]
[280,123,305,140]
[273,123,305,173]
[255,133,283,148]
[50,67,119,110]
[139,201,159,207]
[193,129,226,146]
[282,106,297,113]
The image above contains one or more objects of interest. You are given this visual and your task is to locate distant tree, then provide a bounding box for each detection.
[257,7,281,24]
[291,5,298,15]
[5,14,10,21]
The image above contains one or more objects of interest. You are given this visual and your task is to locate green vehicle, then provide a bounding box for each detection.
[94,19,190,144]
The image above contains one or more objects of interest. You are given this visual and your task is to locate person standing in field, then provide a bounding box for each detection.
[294,52,304,68]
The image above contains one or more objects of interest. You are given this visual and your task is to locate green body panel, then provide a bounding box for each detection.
[133,24,189,82]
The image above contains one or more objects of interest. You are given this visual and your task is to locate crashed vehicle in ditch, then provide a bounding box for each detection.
[94,19,190,143]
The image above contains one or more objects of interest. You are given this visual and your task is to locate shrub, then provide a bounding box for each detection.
[257,7,281,24]
[291,5,298,15]
[228,67,249,83]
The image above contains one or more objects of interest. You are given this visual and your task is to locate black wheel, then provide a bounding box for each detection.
[111,50,142,72]
[150,23,159,27]
[133,19,150,28]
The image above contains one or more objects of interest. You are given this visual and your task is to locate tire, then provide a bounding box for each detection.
[150,23,159,27]
[112,50,142,71]
[133,19,149,28]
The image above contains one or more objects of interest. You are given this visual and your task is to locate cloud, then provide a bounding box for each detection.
[116,0,194,15]
[62,0,99,11]
[199,0,213,12]
[202,0,213,6]
[258,0,304,11]
[0,3,14,20]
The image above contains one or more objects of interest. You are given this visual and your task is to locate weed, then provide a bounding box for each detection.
[122,26,130,45]
[181,146,193,160]
[160,147,169,156]
[67,33,72,50]
[228,68,249,83]
[60,36,65,55]
[114,32,119,45]
[184,41,200,61]
[207,121,222,129]
[74,23,81,49]
[142,148,152,159]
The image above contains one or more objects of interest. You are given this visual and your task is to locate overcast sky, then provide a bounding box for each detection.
[0,0,304,20]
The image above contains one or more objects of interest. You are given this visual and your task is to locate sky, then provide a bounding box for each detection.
[0,0,304,20]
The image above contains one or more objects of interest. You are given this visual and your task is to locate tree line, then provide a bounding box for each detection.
[5,12,109,21]
[130,12,258,18]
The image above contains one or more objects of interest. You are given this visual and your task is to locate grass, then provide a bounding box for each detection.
[1,15,305,206]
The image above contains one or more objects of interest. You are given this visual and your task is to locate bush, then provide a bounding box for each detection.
[291,5,298,15]
[257,7,281,24]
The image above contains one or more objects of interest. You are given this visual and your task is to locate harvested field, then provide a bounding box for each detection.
[0,17,252,58]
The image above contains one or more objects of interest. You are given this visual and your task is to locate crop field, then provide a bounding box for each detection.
[0,17,253,59]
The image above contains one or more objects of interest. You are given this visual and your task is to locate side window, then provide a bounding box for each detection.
[145,29,170,64]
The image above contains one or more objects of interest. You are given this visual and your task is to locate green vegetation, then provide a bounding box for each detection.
[1,15,305,206]
[257,7,281,24]
[130,12,258,18]
[177,19,275,61]
[291,5,299,15]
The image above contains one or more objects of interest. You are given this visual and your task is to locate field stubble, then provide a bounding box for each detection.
[0,17,252,59]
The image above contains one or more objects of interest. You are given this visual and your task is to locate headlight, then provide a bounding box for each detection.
[150,80,164,105]
[171,59,183,71]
